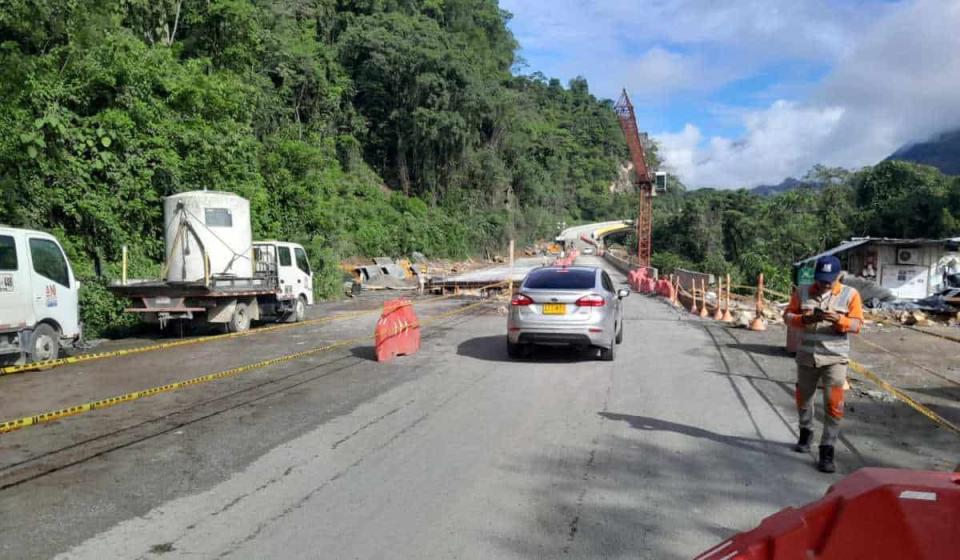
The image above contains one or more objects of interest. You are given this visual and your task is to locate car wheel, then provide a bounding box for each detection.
[29,323,60,362]
[615,321,623,344]
[507,339,523,359]
[228,302,251,333]
[599,337,616,361]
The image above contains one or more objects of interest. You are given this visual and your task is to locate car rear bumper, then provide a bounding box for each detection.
[507,326,611,348]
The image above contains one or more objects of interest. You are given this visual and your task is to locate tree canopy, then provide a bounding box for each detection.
[622,161,960,294]
[0,0,629,335]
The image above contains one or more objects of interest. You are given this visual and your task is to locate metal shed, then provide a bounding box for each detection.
[796,237,960,299]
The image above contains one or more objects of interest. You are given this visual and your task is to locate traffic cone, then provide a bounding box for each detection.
[748,273,767,331]
[699,278,710,318]
[670,275,680,306]
[722,274,734,323]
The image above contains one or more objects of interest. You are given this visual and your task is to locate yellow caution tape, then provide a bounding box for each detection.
[0,310,372,376]
[848,360,960,436]
[1,282,506,377]
[0,299,492,435]
[855,336,960,388]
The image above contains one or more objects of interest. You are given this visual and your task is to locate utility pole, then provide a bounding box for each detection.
[614,89,654,267]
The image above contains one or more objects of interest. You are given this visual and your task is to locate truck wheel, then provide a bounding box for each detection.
[228,302,251,333]
[29,324,60,362]
[293,296,306,323]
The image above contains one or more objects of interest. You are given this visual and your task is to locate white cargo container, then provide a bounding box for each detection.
[111,192,313,333]
[0,226,81,363]
[164,191,254,282]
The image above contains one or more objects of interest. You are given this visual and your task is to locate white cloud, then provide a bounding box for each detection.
[503,0,887,99]
[657,102,845,186]
[652,0,960,187]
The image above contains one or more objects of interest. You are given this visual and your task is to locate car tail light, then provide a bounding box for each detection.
[575,294,605,307]
[511,294,534,306]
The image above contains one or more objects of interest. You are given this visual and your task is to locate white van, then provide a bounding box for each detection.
[0,227,81,362]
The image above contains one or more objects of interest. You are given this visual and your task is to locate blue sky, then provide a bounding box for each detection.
[499,0,960,187]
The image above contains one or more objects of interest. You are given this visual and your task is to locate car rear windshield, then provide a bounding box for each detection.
[523,269,596,290]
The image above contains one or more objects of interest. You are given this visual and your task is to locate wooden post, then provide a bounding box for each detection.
[122,245,128,286]
[713,275,724,321]
[690,279,698,314]
[723,274,733,322]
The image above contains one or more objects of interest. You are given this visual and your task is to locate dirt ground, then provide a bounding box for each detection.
[699,308,959,473]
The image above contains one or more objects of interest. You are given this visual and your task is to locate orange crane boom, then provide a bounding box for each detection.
[614,89,653,267]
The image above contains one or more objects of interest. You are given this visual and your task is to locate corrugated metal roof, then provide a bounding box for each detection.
[794,239,872,266]
[795,237,959,266]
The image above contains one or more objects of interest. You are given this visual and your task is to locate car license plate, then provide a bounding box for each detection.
[542,303,566,315]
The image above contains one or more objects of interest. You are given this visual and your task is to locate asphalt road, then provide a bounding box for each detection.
[1,256,950,559]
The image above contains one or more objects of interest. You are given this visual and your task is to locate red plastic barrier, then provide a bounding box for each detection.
[696,468,960,560]
[639,276,657,294]
[375,299,421,362]
[628,268,650,292]
[656,278,674,299]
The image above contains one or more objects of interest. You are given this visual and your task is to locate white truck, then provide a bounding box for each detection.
[0,226,82,362]
[109,191,314,333]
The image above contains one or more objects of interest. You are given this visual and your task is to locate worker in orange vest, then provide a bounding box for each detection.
[783,255,863,473]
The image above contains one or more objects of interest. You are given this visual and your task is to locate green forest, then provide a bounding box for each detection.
[0,0,632,335]
[638,161,960,294]
[1,1,958,337]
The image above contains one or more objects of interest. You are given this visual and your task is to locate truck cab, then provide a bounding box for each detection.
[253,241,314,320]
[0,226,81,362]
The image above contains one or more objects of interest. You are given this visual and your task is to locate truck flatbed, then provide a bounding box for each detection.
[109,276,281,299]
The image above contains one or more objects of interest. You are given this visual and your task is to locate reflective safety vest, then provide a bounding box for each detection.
[798,284,857,364]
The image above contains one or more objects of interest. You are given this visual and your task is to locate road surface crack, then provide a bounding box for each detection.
[330,400,413,450]
[215,372,490,558]
[562,365,613,554]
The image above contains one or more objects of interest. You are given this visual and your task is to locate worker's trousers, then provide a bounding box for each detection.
[796,363,847,446]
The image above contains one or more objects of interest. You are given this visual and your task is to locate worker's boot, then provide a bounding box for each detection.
[817,445,836,473]
[793,428,814,453]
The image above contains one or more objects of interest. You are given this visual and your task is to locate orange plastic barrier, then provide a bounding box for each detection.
[375,299,421,362]
[696,468,960,560]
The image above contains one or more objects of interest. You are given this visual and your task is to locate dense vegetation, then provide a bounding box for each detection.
[626,161,960,294]
[0,0,630,335]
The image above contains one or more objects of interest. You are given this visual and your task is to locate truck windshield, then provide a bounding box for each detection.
[0,235,16,270]
[295,248,310,274]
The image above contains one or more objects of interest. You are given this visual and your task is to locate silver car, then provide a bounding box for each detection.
[507,266,629,360]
